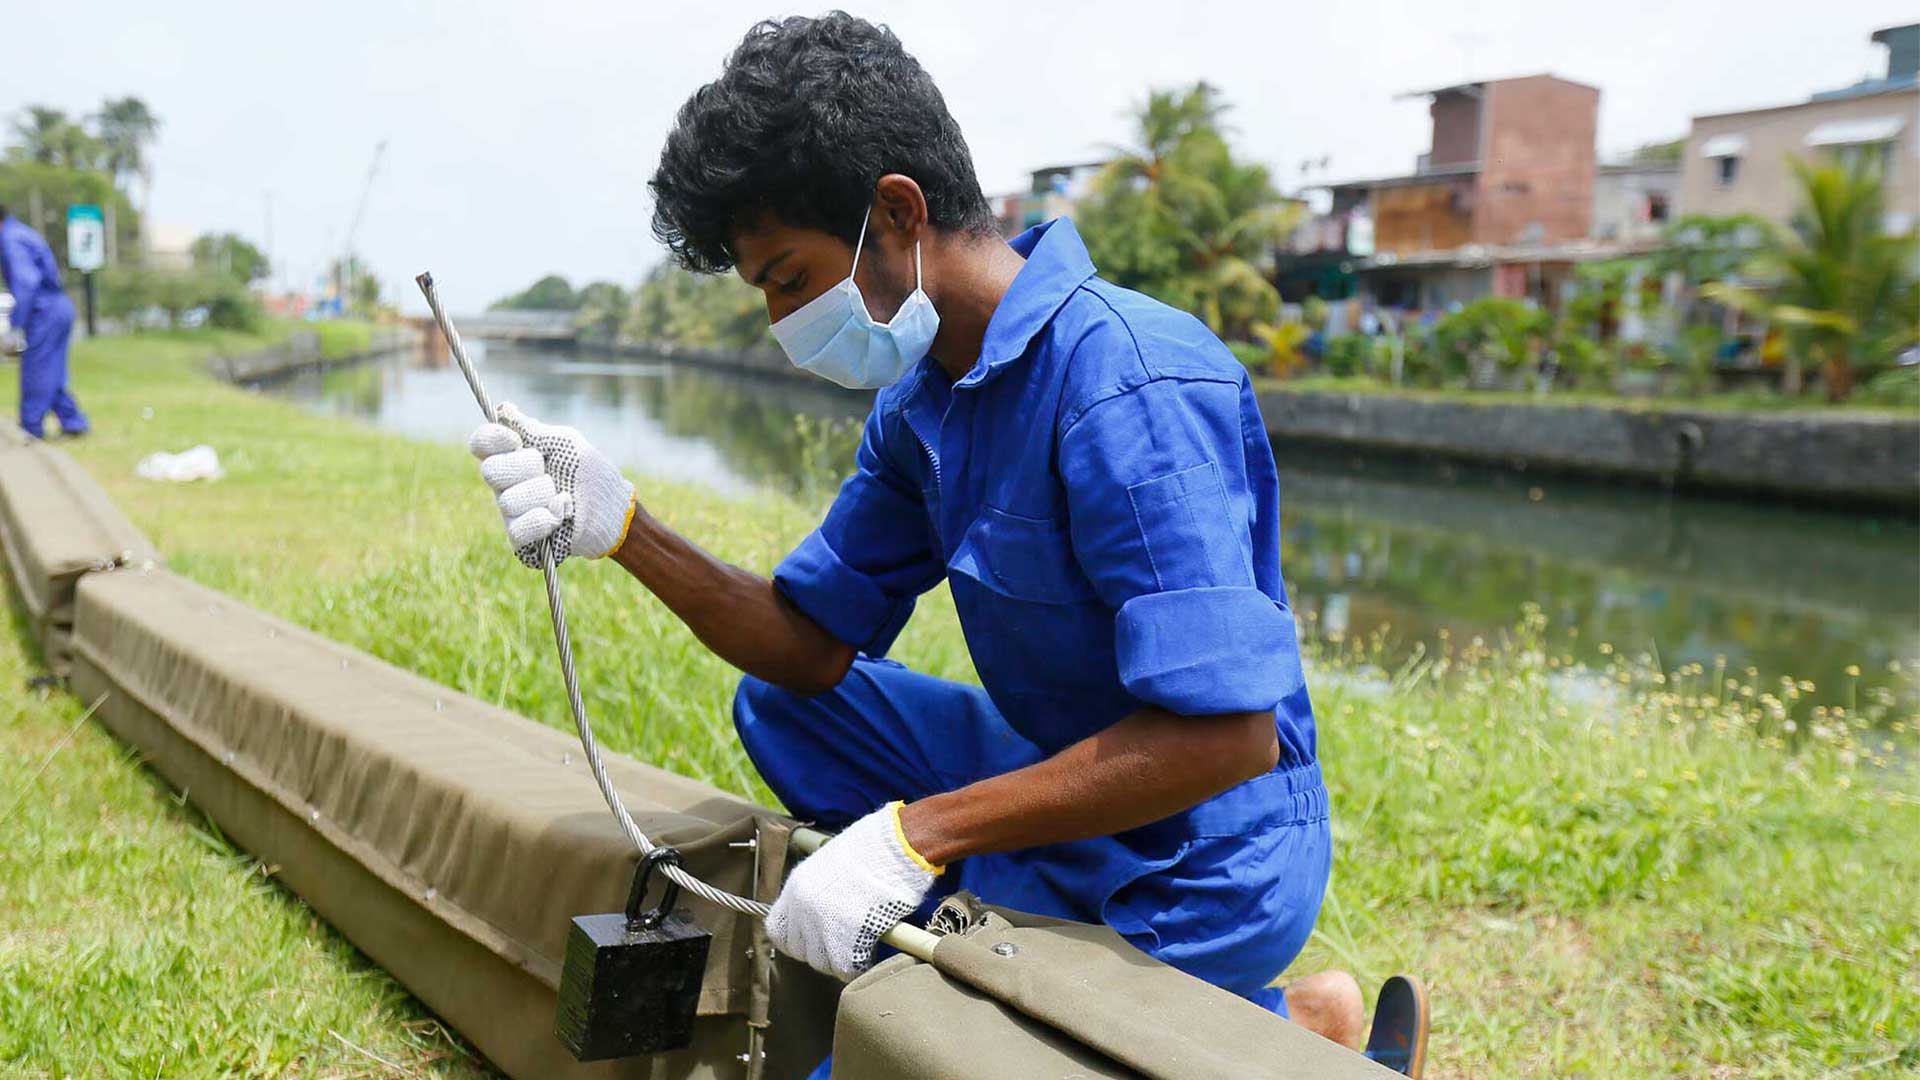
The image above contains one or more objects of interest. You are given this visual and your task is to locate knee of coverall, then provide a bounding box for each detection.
[731,671,906,827]
[1113,816,1332,1003]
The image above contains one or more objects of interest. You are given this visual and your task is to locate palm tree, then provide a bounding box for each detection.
[1103,82,1230,186]
[94,97,160,194]
[1705,159,1919,401]
[1079,83,1300,339]
[51,122,103,171]
[12,106,72,164]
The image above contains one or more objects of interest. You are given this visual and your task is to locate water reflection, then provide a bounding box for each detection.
[263,342,1918,713]
[1277,455,1918,712]
[274,340,867,495]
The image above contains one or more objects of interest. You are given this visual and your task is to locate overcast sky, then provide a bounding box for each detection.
[6,1,1913,312]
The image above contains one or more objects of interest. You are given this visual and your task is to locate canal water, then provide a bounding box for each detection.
[263,341,1919,713]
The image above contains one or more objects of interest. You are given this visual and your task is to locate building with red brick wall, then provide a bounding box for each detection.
[1278,74,1608,313]
[1473,76,1600,247]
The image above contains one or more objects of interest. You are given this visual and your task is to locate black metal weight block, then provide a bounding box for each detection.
[555,847,713,1060]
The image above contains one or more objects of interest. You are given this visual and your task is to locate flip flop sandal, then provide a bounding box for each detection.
[1363,974,1429,1077]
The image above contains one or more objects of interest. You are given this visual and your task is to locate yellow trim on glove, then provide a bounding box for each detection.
[888,800,944,875]
[598,493,640,559]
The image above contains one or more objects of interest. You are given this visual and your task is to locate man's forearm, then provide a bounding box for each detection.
[897,706,1279,867]
[611,504,854,694]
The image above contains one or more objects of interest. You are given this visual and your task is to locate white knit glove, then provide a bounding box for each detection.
[468,402,636,568]
[766,802,940,979]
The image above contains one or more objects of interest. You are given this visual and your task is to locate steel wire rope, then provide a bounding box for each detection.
[418,273,767,918]
[416,273,941,963]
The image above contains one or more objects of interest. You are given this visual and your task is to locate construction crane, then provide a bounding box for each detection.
[334,139,388,314]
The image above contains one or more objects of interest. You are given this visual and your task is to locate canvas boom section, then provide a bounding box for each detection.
[0,436,160,677]
[0,438,832,1078]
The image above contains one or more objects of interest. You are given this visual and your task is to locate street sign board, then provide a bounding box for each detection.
[67,205,105,272]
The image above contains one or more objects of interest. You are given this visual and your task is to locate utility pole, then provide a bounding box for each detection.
[263,189,275,298]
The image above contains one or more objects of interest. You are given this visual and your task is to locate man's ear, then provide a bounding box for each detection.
[873,174,929,242]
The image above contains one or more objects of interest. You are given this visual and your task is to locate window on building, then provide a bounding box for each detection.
[1698,133,1749,187]
[1833,140,1893,176]
[1647,192,1670,222]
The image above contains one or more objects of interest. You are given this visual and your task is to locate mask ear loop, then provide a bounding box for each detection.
[852,207,871,274]
[852,204,924,308]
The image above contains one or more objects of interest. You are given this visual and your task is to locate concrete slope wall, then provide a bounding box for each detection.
[1260,389,1920,510]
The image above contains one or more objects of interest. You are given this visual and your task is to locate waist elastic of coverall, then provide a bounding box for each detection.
[1127,760,1327,848]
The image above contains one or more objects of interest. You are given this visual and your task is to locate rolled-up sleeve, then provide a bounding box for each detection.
[1060,379,1303,716]
[773,407,943,657]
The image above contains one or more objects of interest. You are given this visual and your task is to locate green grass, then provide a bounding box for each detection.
[0,590,487,1075]
[3,330,1916,1078]
[1270,373,1920,417]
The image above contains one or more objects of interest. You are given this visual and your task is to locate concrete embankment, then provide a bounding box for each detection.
[541,339,1920,511]
[1259,388,1920,511]
[607,339,798,380]
[212,327,415,383]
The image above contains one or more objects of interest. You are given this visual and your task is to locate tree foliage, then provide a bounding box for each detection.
[1075,83,1301,341]
[191,232,270,284]
[92,97,160,191]
[490,274,577,311]
[8,99,158,184]
[1703,159,1919,401]
[0,159,140,270]
[97,266,261,330]
[571,281,628,344]
[2,99,154,281]
[1430,297,1551,382]
[621,262,769,351]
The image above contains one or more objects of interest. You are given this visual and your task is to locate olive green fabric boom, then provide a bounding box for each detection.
[64,565,835,1079]
[0,438,158,675]
[835,905,1400,1079]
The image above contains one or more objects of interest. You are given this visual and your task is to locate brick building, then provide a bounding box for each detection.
[1278,74,1608,312]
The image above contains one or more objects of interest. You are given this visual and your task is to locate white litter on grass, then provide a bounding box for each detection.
[136,444,224,482]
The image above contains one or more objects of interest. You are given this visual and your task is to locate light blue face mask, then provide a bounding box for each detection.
[770,209,940,389]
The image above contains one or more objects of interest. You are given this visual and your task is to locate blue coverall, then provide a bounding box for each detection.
[0,216,88,439]
[736,220,1331,1047]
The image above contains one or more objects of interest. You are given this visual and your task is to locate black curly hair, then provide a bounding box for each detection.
[650,12,999,274]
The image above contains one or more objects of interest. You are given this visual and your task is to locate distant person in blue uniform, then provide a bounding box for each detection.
[0,206,89,440]
[468,13,1432,1074]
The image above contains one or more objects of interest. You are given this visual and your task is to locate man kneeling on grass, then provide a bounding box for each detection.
[467,12,1425,1076]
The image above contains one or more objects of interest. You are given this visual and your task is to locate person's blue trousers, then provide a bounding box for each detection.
[18,296,87,439]
[734,657,1332,1077]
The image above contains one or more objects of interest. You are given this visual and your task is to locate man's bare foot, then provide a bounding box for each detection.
[1283,969,1365,1049]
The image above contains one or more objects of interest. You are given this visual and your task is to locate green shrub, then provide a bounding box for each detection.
[1225,339,1270,375]
[1322,333,1372,378]
[1661,325,1725,397]
[1302,295,1328,330]
[310,319,376,360]
[1549,334,1617,390]
[98,266,262,330]
[1854,365,1920,409]
[1432,298,1550,383]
